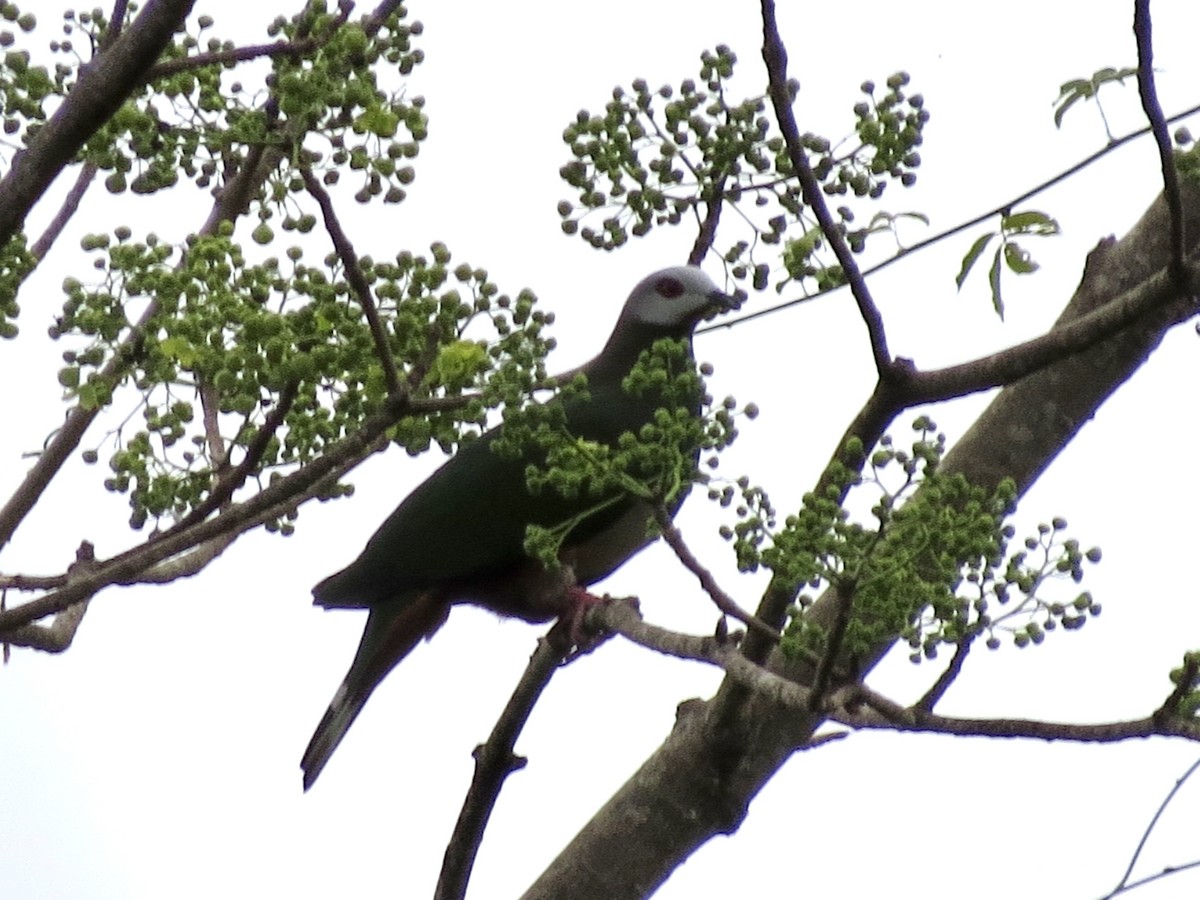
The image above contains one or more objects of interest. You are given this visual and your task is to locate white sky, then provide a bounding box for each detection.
[2,1,1200,897]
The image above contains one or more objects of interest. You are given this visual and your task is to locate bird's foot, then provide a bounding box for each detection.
[552,586,618,660]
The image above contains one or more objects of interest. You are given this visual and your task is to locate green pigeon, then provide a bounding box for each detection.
[301,266,737,790]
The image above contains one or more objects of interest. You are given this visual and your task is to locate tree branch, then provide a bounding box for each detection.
[0,392,467,636]
[1106,756,1200,899]
[760,0,891,374]
[1133,0,1186,286]
[592,599,810,710]
[301,166,401,395]
[436,630,568,900]
[914,631,975,713]
[165,379,299,536]
[650,504,777,642]
[0,0,196,247]
[836,683,1200,743]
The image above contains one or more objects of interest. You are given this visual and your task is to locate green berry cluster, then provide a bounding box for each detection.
[716,417,1098,665]
[0,230,33,337]
[0,4,59,156]
[78,3,425,209]
[53,227,551,531]
[1167,652,1200,718]
[557,45,770,251]
[557,48,929,296]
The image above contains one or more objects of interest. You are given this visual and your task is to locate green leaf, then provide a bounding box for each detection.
[1003,241,1038,275]
[988,246,1004,319]
[955,231,996,290]
[1053,82,1090,129]
[1001,210,1060,236]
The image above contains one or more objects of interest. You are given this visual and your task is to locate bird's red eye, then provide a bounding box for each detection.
[655,277,684,298]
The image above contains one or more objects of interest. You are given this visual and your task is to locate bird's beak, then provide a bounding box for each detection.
[704,287,743,318]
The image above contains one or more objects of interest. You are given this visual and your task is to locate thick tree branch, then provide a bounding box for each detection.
[592,599,808,710]
[0,0,196,247]
[1,542,97,652]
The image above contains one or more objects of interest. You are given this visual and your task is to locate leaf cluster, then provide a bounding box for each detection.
[955,209,1061,319]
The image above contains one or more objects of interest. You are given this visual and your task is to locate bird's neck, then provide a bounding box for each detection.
[585,319,696,385]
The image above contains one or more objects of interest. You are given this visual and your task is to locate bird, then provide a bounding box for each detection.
[301,265,738,790]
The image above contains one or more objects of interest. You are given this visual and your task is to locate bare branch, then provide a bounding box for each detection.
[1103,860,1200,899]
[436,630,567,900]
[1107,755,1200,898]
[915,632,975,712]
[688,174,725,266]
[29,162,99,261]
[837,684,1200,743]
[760,0,892,375]
[592,599,810,710]
[1133,1,1187,286]
[301,166,401,395]
[1,542,97,653]
[651,505,778,642]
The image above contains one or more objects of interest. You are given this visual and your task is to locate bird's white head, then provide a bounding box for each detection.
[621,266,739,329]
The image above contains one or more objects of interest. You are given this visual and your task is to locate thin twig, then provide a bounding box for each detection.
[1103,860,1200,899]
[688,174,726,266]
[1133,0,1187,287]
[29,162,99,261]
[1110,756,1200,897]
[301,166,401,395]
[760,0,892,375]
[165,379,299,536]
[651,505,779,642]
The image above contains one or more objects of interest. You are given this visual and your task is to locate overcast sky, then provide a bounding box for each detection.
[3,1,1200,897]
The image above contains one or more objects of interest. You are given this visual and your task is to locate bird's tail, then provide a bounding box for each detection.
[301,592,449,790]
